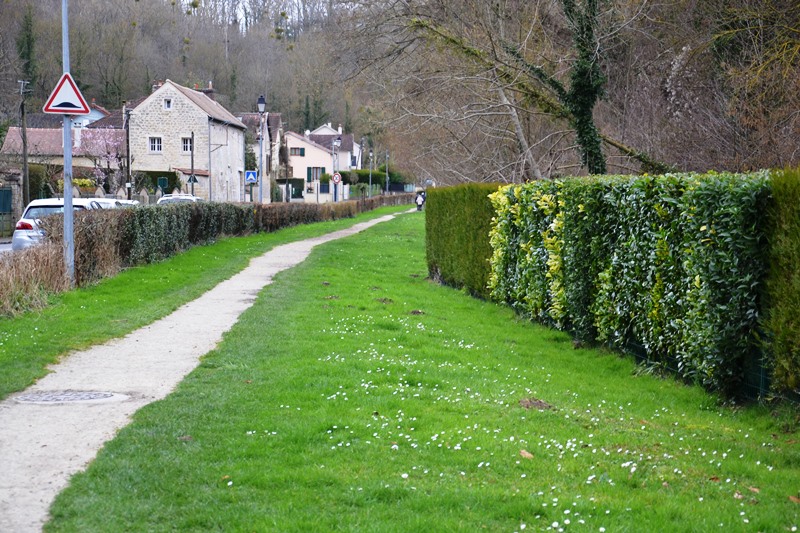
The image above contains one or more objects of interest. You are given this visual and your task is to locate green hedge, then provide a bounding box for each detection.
[41,195,414,288]
[488,172,772,397]
[346,169,408,185]
[764,168,800,396]
[425,184,499,299]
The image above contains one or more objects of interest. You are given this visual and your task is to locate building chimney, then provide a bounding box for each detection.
[201,80,215,101]
[151,80,164,93]
[338,124,342,134]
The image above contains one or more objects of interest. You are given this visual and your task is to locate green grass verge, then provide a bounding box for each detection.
[0,206,410,401]
[43,212,800,531]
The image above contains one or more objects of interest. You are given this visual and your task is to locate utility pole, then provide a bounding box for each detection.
[18,80,30,206]
[124,107,131,200]
[385,150,389,194]
[190,131,195,196]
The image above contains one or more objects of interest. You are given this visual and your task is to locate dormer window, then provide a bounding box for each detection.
[164,98,172,110]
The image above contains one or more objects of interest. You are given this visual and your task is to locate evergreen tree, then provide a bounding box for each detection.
[16,4,38,90]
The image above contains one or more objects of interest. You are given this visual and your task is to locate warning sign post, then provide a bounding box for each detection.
[43,73,90,115]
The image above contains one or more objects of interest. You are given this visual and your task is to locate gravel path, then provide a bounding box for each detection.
[0,213,401,532]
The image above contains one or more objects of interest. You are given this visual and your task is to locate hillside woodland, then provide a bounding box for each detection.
[0,0,797,184]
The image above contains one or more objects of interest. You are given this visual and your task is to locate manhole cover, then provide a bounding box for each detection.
[14,390,127,404]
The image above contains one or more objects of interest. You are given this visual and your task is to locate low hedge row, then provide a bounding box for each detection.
[427,171,800,400]
[41,195,413,288]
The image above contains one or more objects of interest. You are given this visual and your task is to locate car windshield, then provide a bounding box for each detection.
[24,205,86,219]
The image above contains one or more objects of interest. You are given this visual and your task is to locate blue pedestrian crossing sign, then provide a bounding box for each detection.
[245,170,258,184]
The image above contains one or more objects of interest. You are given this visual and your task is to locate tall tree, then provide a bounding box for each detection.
[341,0,672,183]
[16,4,37,90]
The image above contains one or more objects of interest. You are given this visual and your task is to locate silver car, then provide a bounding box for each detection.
[11,198,105,251]
[156,194,202,205]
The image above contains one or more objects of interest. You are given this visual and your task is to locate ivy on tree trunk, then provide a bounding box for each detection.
[562,0,607,175]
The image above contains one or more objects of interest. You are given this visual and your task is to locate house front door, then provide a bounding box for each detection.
[0,187,12,238]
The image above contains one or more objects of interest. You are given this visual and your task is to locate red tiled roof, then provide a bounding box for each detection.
[174,167,210,177]
[0,127,125,157]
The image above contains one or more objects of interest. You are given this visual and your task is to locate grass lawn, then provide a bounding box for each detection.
[0,206,410,401]
[41,212,800,532]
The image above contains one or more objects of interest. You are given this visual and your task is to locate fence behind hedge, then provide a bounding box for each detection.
[426,172,800,400]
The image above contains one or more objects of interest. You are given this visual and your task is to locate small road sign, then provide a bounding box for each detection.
[332,172,342,184]
[245,170,258,184]
[43,73,90,115]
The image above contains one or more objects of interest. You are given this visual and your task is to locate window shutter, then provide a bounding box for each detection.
[322,167,326,176]
[307,167,312,182]
[300,147,305,156]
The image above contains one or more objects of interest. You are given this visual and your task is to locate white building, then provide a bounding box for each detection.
[284,131,350,203]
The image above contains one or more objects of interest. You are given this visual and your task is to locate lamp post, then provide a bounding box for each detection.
[368,148,373,198]
[257,95,266,204]
[385,150,390,194]
[333,136,341,201]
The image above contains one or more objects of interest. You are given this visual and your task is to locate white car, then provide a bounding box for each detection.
[11,198,108,251]
[157,194,202,205]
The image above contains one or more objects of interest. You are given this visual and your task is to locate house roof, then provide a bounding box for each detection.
[174,167,210,177]
[166,80,246,130]
[87,97,146,129]
[23,101,110,129]
[308,133,357,152]
[238,112,282,142]
[0,127,126,158]
[284,131,333,153]
[24,113,64,129]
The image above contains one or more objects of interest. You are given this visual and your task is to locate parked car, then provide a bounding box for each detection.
[11,198,108,251]
[86,197,124,209]
[116,199,140,207]
[157,194,202,205]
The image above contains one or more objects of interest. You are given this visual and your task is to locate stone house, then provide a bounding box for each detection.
[129,80,247,202]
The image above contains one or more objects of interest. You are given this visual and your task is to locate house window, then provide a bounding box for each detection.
[164,98,172,110]
[149,137,162,153]
[182,137,193,153]
[290,147,305,156]
[308,167,324,183]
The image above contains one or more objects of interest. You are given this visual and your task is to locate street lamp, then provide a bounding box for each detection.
[385,149,390,194]
[333,136,341,201]
[257,95,266,204]
[368,148,373,198]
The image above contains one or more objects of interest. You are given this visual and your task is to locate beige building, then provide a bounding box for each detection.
[284,130,351,203]
[129,80,247,202]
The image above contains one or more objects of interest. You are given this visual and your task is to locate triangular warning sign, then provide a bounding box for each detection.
[43,73,90,115]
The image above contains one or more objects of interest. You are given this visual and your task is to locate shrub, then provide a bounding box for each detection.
[426,183,499,299]
[763,167,800,396]
[0,194,415,317]
[0,243,66,316]
[486,172,771,397]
